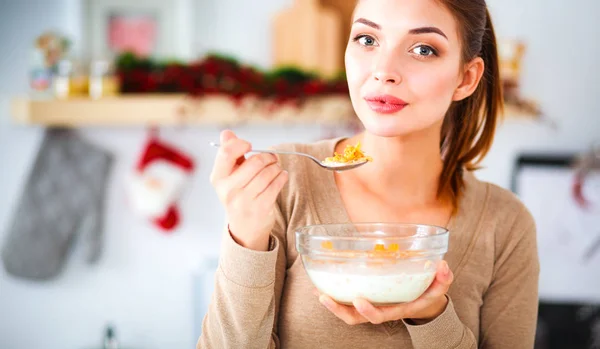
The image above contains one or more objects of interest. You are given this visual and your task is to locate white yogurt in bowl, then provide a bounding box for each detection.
[295,223,449,305]
[306,268,436,305]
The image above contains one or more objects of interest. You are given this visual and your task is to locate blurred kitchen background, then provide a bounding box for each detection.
[0,0,598,348]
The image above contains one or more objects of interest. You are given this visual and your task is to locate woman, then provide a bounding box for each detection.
[198,0,540,348]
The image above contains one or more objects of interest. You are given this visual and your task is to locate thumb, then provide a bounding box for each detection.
[415,260,452,302]
[220,129,237,144]
[436,260,453,285]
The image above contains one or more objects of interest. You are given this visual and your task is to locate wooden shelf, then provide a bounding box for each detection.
[11,94,540,127]
[10,94,357,127]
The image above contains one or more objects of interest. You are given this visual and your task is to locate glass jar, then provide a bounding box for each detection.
[53,58,88,99]
[89,59,120,99]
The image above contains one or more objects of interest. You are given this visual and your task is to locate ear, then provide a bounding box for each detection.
[452,57,485,101]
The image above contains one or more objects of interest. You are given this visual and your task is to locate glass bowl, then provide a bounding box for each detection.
[295,223,449,306]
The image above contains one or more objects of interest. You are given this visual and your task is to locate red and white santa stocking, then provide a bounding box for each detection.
[128,134,195,232]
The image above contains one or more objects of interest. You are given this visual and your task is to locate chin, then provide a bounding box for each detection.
[357,106,443,139]
[359,113,420,138]
[363,124,404,138]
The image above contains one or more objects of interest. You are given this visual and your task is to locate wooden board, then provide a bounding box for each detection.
[10,94,357,127]
[272,0,343,77]
[321,0,358,69]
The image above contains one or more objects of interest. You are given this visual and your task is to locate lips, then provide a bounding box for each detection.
[364,94,408,114]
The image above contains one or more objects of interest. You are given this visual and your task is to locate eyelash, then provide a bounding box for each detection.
[352,34,439,59]
[353,34,377,47]
[410,45,439,59]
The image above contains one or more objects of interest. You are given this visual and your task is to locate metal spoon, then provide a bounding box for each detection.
[209,142,369,172]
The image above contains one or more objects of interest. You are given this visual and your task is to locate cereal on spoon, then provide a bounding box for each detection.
[322,142,373,167]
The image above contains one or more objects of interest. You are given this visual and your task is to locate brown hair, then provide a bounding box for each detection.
[437,1,503,209]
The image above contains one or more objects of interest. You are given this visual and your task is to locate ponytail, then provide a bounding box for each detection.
[438,4,503,210]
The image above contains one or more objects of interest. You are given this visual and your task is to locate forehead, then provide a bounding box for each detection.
[353,0,459,41]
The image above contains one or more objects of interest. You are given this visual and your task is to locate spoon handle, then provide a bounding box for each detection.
[210,142,320,162]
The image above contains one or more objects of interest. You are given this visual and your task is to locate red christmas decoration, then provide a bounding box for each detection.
[115,52,349,113]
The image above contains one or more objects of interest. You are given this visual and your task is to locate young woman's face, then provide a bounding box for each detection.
[345,0,465,137]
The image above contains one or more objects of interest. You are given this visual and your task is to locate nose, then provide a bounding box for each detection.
[374,70,401,85]
[373,55,401,85]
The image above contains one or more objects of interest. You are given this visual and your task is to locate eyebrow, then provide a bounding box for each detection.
[354,18,380,30]
[353,18,448,40]
[409,27,448,40]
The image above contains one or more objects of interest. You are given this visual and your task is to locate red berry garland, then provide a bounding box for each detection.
[116,52,349,113]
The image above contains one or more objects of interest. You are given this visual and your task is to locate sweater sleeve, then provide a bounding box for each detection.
[196,206,288,349]
[404,206,539,349]
[478,209,540,348]
[403,296,477,348]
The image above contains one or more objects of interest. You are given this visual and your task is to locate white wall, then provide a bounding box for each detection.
[193,0,293,67]
[480,0,600,186]
[0,0,598,348]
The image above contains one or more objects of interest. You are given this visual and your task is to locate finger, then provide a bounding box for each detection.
[220,129,236,143]
[256,169,288,204]
[220,130,248,170]
[211,137,252,182]
[352,298,390,324]
[226,153,278,190]
[398,261,453,316]
[219,130,244,168]
[244,162,284,198]
[319,294,367,325]
[222,131,248,170]
[420,260,453,299]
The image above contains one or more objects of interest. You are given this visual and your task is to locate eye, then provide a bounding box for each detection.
[354,35,378,47]
[411,45,438,57]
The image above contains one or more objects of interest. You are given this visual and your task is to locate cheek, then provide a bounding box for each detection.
[406,66,458,115]
[344,48,370,97]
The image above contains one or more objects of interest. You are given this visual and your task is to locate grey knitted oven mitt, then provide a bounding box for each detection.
[1,128,113,281]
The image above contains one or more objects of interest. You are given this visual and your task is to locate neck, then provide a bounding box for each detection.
[348,128,445,206]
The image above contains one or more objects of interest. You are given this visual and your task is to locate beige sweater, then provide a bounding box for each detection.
[198,138,540,349]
